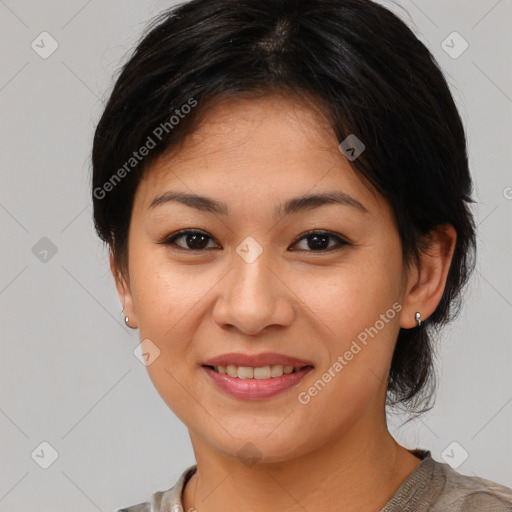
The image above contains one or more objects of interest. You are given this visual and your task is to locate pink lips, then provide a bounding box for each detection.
[201,352,314,400]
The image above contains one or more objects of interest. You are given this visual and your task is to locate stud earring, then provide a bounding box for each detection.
[122,306,136,329]
[415,312,422,327]
[124,315,137,329]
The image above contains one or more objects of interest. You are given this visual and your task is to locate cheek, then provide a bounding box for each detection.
[129,257,209,422]
[130,248,214,334]
[290,249,403,401]
[290,253,402,341]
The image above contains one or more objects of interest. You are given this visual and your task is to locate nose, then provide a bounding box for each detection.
[211,247,295,336]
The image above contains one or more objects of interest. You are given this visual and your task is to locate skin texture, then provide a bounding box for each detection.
[112,94,457,512]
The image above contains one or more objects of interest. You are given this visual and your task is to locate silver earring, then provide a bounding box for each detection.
[124,315,137,329]
[122,306,136,329]
[415,312,422,327]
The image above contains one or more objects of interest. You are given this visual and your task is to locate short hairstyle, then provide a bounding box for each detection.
[92,0,477,413]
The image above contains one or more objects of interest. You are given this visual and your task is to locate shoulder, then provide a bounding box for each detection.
[114,465,197,512]
[429,457,512,511]
[382,450,512,512]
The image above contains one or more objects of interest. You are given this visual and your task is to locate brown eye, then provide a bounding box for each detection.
[161,230,219,251]
[290,231,349,252]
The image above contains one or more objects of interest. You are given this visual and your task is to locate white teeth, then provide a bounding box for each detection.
[253,366,271,379]
[226,365,238,377]
[212,364,299,378]
[237,366,254,379]
[270,364,284,377]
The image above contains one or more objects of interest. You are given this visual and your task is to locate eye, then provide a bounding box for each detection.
[290,230,350,253]
[160,229,220,251]
[159,229,350,253]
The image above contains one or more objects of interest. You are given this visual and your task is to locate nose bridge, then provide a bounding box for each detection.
[231,237,276,308]
[212,237,294,334]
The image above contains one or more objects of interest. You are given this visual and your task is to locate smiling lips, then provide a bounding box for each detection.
[201,352,314,400]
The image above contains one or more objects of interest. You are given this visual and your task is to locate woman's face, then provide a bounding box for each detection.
[117,94,415,463]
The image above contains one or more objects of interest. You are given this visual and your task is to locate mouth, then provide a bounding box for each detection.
[200,354,314,400]
[201,364,314,401]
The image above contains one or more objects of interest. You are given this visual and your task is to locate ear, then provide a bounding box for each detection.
[110,250,138,329]
[399,223,457,329]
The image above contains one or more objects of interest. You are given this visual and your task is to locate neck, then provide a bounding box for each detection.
[182,407,422,512]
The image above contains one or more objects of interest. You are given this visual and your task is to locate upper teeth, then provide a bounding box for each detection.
[214,365,296,379]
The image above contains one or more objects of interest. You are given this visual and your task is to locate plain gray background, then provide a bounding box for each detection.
[1,0,511,510]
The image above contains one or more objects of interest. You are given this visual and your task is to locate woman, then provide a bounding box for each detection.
[91,0,512,510]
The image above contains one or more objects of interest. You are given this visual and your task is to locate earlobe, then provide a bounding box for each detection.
[109,250,138,329]
[399,224,457,329]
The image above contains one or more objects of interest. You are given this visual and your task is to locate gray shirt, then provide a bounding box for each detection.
[116,450,512,511]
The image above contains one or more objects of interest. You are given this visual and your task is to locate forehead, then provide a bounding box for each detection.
[133,94,387,219]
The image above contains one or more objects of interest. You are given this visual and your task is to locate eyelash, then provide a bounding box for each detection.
[159,229,350,254]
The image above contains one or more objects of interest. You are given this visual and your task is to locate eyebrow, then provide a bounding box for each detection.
[148,190,369,216]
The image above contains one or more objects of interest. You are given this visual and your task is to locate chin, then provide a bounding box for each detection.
[200,424,316,466]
